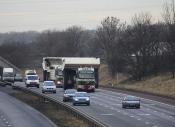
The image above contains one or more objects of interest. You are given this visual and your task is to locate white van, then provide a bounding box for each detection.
[25,75,40,88]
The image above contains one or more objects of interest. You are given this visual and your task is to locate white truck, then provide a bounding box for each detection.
[2,68,15,83]
[42,57,100,91]
[25,70,37,76]
[42,57,65,88]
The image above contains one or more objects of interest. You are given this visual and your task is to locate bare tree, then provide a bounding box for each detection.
[126,13,156,80]
[96,16,126,76]
[162,0,175,78]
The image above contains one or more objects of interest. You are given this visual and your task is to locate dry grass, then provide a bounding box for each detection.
[100,64,175,98]
[11,91,89,127]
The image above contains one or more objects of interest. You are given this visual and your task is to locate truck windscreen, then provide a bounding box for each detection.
[27,76,38,80]
[78,73,94,79]
[55,70,63,76]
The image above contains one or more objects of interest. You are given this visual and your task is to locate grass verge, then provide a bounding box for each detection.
[99,64,175,98]
[10,90,90,127]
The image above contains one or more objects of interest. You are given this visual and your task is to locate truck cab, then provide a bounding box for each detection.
[76,67,95,92]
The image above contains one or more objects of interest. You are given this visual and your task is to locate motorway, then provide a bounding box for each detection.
[0,86,57,127]
[14,82,175,127]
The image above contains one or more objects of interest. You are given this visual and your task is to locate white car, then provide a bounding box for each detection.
[25,75,40,88]
[42,81,56,93]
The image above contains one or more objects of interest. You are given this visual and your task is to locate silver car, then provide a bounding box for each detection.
[72,92,90,106]
[63,89,77,102]
[42,81,56,93]
[122,96,140,109]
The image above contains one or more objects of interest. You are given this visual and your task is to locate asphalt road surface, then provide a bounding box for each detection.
[14,82,175,127]
[0,86,57,127]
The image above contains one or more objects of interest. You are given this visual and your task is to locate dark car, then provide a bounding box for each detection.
[14,74,23,82]
[63,89,77,102]
[122,96,140,109]
[72,92,90,106]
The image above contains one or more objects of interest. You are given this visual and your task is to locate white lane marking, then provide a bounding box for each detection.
[101,114,113,116]
[169,115,173,118]
[138,113,150,116]
[152,126,158,127]
[123,112,128,115]
[7,125,12,127]
[3,118,6,121]
[110,107,114,110]
[130,115,135,118]
[145,121,150,125]
[137,118,141,120]
[153,111,157,113]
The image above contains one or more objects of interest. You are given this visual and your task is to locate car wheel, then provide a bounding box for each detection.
[37,85,39,88]
[87,103,90,106]
[53,91,56,94]
[42,91,45,93]
[122,105,126,108]
[73,103,76,106]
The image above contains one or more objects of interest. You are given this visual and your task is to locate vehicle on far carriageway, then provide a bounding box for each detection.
[14,73,23,82]
[122,95,140,109]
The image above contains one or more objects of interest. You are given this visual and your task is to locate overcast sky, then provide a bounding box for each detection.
[0,0,171,32]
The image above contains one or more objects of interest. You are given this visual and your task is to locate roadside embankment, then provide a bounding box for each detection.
[99,64,175,99]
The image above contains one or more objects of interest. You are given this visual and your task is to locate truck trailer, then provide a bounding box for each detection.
[42,57,100,91]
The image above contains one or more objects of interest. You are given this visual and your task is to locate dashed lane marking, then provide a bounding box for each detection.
[145,122,150,125]
[100,114,113,116]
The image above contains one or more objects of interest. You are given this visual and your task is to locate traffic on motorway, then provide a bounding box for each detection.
[1,57,175,127]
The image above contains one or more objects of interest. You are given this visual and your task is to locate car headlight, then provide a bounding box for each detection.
[86,98,90,101]
[74,98,78,101]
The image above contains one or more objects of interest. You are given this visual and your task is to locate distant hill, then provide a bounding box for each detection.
[0,31,40,44]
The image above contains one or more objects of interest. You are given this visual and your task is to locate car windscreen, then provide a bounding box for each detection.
[75,93,88,97]
[65,90,76,94]
[44,82,54,86]
[125,96,139,101]
[27,76,38,80]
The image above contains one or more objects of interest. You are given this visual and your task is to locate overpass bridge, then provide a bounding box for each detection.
[0,56,20,73]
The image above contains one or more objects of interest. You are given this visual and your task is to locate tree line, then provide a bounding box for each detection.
[0,0,175,80]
